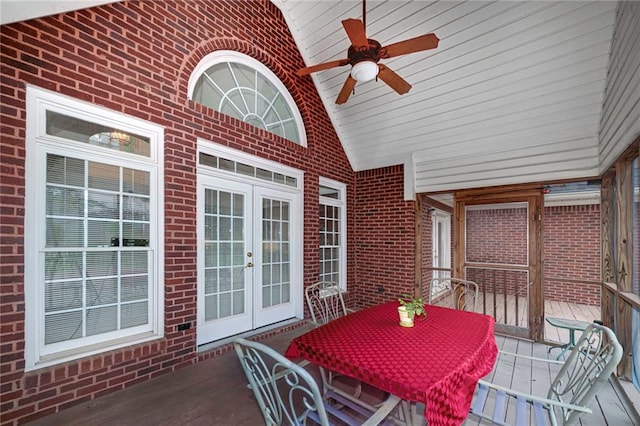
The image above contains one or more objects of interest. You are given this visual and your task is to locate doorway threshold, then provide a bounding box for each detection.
[197,318,306,353]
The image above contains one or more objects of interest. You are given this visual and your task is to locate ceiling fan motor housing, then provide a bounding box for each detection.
[348,39,382,65]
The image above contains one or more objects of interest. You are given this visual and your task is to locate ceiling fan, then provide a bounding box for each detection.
[297,0,439,104]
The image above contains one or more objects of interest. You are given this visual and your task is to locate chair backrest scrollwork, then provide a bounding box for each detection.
[549,323,623,425]
[234,338,330,426]
[429,277,478,311]
[305,281,348,326]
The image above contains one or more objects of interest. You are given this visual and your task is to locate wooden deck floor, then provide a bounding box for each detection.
[27,314,638,426]
[463,334,638,426]
[437,292,602,345]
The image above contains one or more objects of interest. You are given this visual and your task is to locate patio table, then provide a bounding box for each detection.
[545,316,592,360]
[285,301,498,426]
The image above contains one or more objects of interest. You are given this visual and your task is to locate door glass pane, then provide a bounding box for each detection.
[203,188,245,320]
[262,198,291,308]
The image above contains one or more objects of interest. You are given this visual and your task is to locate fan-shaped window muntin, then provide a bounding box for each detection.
[190,52,306,146]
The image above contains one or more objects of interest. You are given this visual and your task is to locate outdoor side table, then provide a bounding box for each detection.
[545,317,591,360]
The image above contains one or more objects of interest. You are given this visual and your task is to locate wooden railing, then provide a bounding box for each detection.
[602,282,640,380]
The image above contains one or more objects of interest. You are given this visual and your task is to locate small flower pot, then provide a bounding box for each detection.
[398,306,414,327]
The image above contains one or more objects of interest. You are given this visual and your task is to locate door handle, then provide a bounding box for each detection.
[246,262,254,268]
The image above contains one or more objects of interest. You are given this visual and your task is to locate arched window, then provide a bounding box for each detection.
[188,51,306,146]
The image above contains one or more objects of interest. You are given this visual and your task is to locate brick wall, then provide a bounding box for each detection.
[0,1,395,423]
[466,207,528,265]
[465,207,528,297]
[544,204,600,305]
[354,166,416,307]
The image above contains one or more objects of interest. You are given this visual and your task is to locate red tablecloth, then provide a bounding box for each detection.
[285,301,498,426]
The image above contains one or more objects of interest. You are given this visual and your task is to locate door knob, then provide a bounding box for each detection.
[246,262,254,268]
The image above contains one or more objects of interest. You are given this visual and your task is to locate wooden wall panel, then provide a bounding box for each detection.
[600,172,616,330]
[615,158,634,378]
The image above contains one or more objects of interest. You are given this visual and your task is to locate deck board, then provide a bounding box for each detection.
[27,308,636,426]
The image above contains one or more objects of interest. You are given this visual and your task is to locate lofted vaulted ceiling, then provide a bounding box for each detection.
[1,1,621,195]
[273,0,619,193]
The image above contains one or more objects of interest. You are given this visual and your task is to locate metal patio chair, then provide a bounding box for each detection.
[469,323,623,425]
[234,338,380,426]
[305,281,362,398]
[429,277,479,311]
[305,281,350,326]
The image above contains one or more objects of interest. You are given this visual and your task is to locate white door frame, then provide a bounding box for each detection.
[196,140,303,345]
[432,209,451,282]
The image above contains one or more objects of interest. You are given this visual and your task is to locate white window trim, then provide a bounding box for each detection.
[319,176,347,291]
[187,50,307,147]
[24,85,165,371]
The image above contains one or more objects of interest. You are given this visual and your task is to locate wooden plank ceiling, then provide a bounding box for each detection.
[274,0,618,193]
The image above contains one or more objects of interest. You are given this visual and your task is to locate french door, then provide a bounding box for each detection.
[196,176,298,345]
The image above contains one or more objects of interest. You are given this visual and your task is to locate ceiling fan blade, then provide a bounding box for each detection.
[342,18,369,48]
[336,75,357,104]
[297,59,350,76]
[379,33,439,59]
[377,64,411,95]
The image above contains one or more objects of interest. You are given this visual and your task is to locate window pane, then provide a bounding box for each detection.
[87,278,118,306]
[207,64,234,93]
[123,168,150,195]
[46,110,150,157]
[231,63,254,89]
[122,222,149,243]
[47,154,84,187]
[192,57,302,145]
[123,195,149,221]
[45,252,82,280]
[88,192,119,219]
[89,162,119,191]
[88,220,119,247]
[47,187,83,217]
[121,301,148,328]
[121,252,147,275]
[204,294,218,321]
[86,306,117,336]
[45,280,83,312]
[45,311,82,344]
[46,218,83,247]
[86,251,118,277]
[121,275,148,302]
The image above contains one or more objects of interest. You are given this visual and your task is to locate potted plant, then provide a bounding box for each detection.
[397,294,426,327]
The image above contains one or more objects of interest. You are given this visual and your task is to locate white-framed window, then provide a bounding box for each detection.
[319,177,346,290]
[24,86,164,370]
[188,50,306,146]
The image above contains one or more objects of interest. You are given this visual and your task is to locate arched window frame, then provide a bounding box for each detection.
[187,51,307,147]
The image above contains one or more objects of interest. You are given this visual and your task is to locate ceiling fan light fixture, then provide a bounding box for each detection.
[351,60,378,82]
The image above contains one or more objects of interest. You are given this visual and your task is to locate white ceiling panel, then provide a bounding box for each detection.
[6,0,622,195]
[273,0,618,193]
